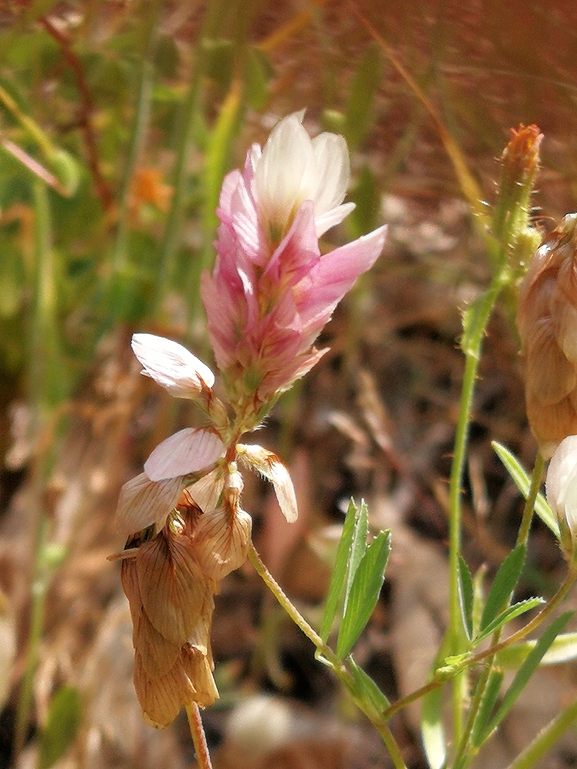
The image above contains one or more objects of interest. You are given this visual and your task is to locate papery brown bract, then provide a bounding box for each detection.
[193,508,252,580]
[120,521,219,728]
[517,214,577,458]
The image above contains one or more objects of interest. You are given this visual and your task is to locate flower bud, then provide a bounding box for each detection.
[516,214,577,458]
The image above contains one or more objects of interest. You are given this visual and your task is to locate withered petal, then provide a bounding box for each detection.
[136,534,211,644]
[525,319,576,406]
[120,557,143,628]
[134,651,193,729]
[181,645,219,708]
[134,611,182,678]
[116,473,183,537]
[193,508,252,580]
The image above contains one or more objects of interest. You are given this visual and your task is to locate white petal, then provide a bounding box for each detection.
[237,444,298,522]
[254,114,314,230]
[547,436,577,512]
[131,334,215,396]
[315,202,356,237]
[116,473,182,535]
[185,468,225,513]
[144,427,225,482]
[309,133,349,214]
[547,435,577,533]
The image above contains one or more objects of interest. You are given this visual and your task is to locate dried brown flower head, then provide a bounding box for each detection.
[516,214,577,458]
[120,507,218,728]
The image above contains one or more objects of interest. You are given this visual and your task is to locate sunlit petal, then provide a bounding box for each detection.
[144,427,225,482]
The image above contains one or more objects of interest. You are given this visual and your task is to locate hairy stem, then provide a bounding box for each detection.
[186,703,213,769]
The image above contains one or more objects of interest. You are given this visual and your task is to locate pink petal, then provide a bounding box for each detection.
[297,225,387,332]
[144,427,225,482]
[116,473,183,535]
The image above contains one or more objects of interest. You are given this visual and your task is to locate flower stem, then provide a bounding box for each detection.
[517,452,545,547]
[247,543,408,769]
[186,703,213,769]
[447,269,509,742]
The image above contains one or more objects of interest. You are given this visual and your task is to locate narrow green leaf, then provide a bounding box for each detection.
[319,499,358,641]
[480,543,527,632]
[471,668,505,748]
[343,42,381,150]
[458,556,474,640]
[496,631,577,669]
[344,499,369,614]
[472,565,487,639]
[479,612,573,743]
[421,685,446,769]
[475,598,544,645]
[244,46,273,110]
[347,657,391,718]
[38,686,81,769]
[492,441,559,537]
[336,530,391,658]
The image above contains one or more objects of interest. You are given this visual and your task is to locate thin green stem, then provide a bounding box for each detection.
[447,269,509,743]
[185,703,213,769]
[506,694,577,769]
[13,514,49,758]
[247,543,407,769]
[517,453,545,547]
[452,451,546,767]
[247,542,340,666]
[384,567,577,725]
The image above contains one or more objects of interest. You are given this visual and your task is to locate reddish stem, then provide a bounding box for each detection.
[40,16,114,212]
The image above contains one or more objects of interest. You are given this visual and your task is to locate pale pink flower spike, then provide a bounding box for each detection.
[115,112,386,727]
[201,112,387,421]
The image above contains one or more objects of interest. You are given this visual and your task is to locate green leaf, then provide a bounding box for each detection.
[347,657,391,718]
[421,685,446,769]
[38,686,81,769]
[471,668,505,748]
[496,631,577,668]
[244,46,273,110]
[154,36,180,79]
[201,38,234,89]
[347,165,381,240]
[344,499,369,614]
[336,530,391,658]
[480,543,527,632]
[458,556,474,640]
[319,499,358,641]
[475,598,544,645]
[479,612,573,743]
[492,441,559,537]
[343,42,381,150]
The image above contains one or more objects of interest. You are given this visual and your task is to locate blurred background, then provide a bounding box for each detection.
[1,1,577,767]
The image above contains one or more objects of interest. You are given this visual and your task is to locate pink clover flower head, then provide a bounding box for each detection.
[132,333,215,397]
[201,112,387,416]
